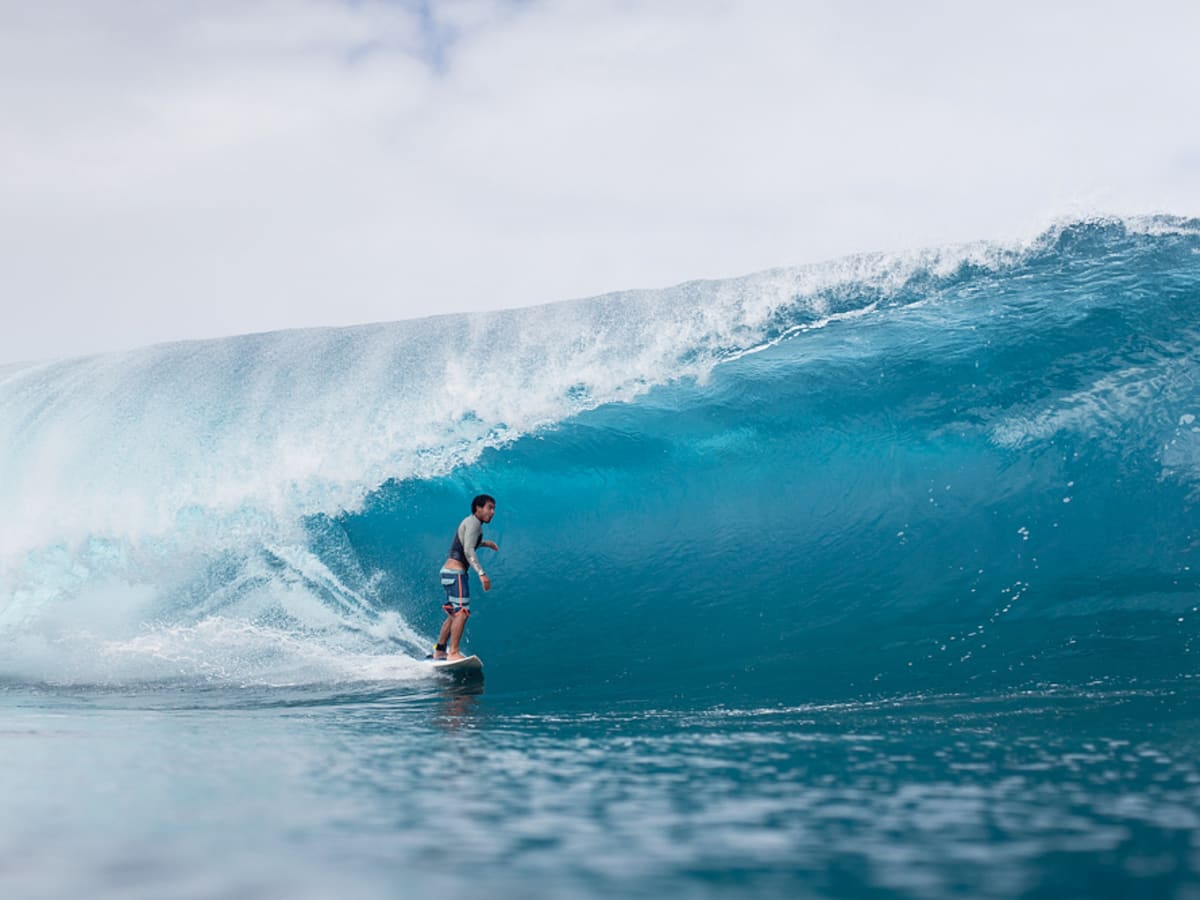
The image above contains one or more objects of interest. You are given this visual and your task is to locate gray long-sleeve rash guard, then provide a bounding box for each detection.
[451,515,487,578]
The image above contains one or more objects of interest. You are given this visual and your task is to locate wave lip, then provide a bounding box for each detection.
[0,217,1076,560]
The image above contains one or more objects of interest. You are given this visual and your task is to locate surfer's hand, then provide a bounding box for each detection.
[481,575,492,591]
[482,540,498,551]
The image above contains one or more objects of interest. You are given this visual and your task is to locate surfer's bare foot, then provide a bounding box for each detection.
[447,652,465,661]
[433,653,447,660]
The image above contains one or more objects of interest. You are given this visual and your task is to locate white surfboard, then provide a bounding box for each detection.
[427,654,483,673]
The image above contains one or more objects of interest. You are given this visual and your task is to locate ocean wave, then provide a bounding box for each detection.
[2,216,1198,692]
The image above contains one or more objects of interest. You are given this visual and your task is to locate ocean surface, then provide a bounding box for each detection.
[2,216,1199,898]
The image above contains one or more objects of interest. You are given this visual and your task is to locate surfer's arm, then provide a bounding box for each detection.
[459,517,487,577]
[480,540,499,551]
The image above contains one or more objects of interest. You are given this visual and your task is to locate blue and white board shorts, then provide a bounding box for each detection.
[440,567,471,617]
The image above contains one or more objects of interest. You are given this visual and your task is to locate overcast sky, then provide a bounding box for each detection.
[2,0,1198,364]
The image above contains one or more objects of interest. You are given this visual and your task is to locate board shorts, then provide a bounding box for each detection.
[440,567,471,617]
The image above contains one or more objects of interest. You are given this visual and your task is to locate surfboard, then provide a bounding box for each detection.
[426,654,483,673]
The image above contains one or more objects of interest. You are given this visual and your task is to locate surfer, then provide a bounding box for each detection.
[433,494,499,661]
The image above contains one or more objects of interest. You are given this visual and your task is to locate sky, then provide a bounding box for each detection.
[2,0,1198,364]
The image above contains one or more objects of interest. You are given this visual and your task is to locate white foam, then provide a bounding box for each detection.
[1,565,432,687]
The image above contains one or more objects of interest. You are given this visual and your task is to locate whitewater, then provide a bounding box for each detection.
[2,216,1199,899]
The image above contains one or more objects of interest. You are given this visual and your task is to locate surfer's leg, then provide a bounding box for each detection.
[438,567,469,659]
[433,615,453,659]
[447,610,469,660]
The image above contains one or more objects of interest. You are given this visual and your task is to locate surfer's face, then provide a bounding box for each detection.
[476,501,496,523]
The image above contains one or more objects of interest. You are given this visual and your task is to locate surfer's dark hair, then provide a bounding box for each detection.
[472,494,495,512]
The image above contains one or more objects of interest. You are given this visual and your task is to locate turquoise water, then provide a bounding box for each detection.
[3,682,1198,898]
[2,217,1200,897]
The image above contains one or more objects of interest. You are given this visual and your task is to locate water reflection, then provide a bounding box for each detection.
[432,674,484,730]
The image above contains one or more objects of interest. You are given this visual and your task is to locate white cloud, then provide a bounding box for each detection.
[1,0,1198,362]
